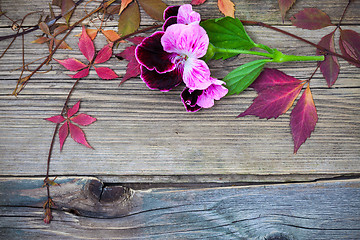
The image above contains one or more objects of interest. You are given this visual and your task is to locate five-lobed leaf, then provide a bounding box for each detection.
[223,59,268,95]
[339,29,360,68]
[118,1,140,36]
[317,31,339,87]
[79,26,95,62]
[290,85,318,153]
[290,8,332,30]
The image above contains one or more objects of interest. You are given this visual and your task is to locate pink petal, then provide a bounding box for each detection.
[69,67,89,79]
[68,122,92,149]
[177,4,201,25]
[45,115,65,123]
[67,101,80,118]
[94,43,113,64]
[197,80,228,108]
[54,58,88,71]
[59,122,69,150]
[161,24,209,59]
[78,26,95,62]
[183,58,211,90]
[71,113,96,126]
[94,66,118,80]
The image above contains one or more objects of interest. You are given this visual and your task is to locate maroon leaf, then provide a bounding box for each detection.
[45,115,65,123]
[290,85,318,153]
[250,68,303,93]
[116,45,141,83]
[94,66,118,80]
[59,122,69,150]
[68,122,92,149]
[339,29,360,68]
[290,8,332,30]
[317,31,340,87]
[191,0,207,5]
[71,113,97,126]
[278,0,296,22]
[239,82,305,119]
[54,58,87,71]
[94,43,113,64]
[78,26,95,62]
[128,36,146,45]
[67,100,80,118]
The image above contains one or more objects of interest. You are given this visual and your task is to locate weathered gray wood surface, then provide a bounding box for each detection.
[1,177,360,239]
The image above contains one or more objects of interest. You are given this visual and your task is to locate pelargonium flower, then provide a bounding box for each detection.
[163,4,200,30]
[181,79,228,112]
[136,22,212,91]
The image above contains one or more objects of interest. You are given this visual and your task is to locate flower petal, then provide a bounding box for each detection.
[183,58,211,90]
[161,24,209,58]
[163,5,179,20]
[71,113,96,126]
[78,26,95,62]
[163,16,178,31]
[59,122,69,150]
[177,4,201,25]
[69,67,90,79]
[135,32,176,73]
[140,65,182,91]
[67,101,80,118]
[54,58,87,71]
[94,43,113,64]
[94,66,118,80]
[68,122,92,149]
[197,80,228,108]
[181,87,203,112]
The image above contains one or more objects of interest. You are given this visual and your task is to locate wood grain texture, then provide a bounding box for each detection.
[0,0,359,182]
[1,177,360,239]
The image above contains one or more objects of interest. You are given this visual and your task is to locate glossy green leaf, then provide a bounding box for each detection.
[200,17,255,60]
[223,59,268,95]
[118,1,140,36]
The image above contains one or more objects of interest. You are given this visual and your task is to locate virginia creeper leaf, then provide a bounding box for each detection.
[32,37,49,44]
[191,0,207,5]
[39,22,51,35]
[118,1,140,36]
[128,36,146,45]
[54,39,72,50]
[218,0,235,17]
[200,17,255,60]
[59,122,69,150]
[94,66,118,80]
[290,8,332,30]
[339,29,360,68]
[290,85,318,153]
[61,0,75,24]
[94,43,113,64]
[53,25,68,36]
[45,115,65,123]
[223,59,268,95]
[138,0,167,21]
[317,31,339,87]
[278,0,296,22]
[67,100,80,118]
[54,58,87,71]
[68,122,92,149]
[79,26,95,62]
[101,30,121,42]
[250,68,303,93]
[119,0,133,15]
[239,82,304,119]
[71,113,96,126]
[69,67,90,78]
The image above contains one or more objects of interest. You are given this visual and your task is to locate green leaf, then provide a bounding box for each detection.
[118,1,140,36]
[223,59,268,95]
[200,17,256,60]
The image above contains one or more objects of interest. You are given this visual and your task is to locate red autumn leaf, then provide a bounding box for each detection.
[54,39,72,50]
[191,0,207,5]
[94,66,118,80]
[278,0,296,22]
[79,26,95,62]
[69,68,90,78]
[68,122,92,149]
[218,0,235,17]
[339,29,360,68]
[290,85,318,153]
[94,43,113,64]
[250,68,303,93]
[71,113,97,126]
[317,31,340,87]
[54,58,88,71]
[67,100,80,117]
[128,36,146,45]
[59,122,69,150]
[53,25,68,36]
[290,8,332,30]
[45,115,65,123]
[32,37,50,44]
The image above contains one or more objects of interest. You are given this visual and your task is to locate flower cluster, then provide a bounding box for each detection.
[135,4,228,112]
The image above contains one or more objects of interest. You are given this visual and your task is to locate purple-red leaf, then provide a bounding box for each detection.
[250,68,303,93]
[59,122,69,150]
[191,0,207,5]
[94,66,118,80]
[239,82,305,119]
[67,101,80,118]
[71,113,96,126]
[317,31,339,87]
[339,29,360,68]
[68,122,92,149]
[54,58,87,71]
[278,0,296,22]
[128,36,146,45]
[69,67,90,78]
[290,8,332,30]
[94,43,113,64]
[45,115,65,123]
[290,85,318,153]
[78,26,95,62]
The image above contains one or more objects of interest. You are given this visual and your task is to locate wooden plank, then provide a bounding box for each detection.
[1,177,360,239]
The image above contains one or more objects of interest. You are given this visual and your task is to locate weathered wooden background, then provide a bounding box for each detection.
[0,0,359,239]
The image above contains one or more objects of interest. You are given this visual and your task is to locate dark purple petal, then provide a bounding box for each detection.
[181,87,203,112]
[163,5,179,21]
[163,16,178,31]
[135,32,176,73]
[141,66,183,92]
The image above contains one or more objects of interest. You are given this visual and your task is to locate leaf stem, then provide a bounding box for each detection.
[215,47,273,58]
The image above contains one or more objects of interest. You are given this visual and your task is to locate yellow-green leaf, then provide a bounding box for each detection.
[118,1,140,36]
